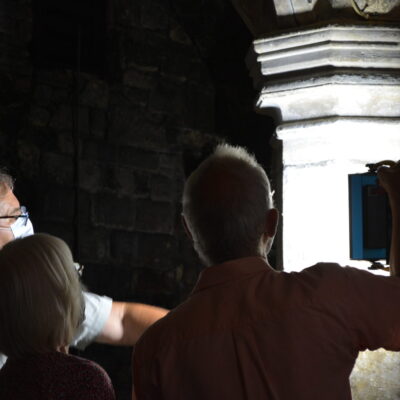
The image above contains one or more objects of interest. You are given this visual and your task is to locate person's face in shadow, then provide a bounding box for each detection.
[0,184,21,249]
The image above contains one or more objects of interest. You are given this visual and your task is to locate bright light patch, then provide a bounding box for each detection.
[277,117,400,273]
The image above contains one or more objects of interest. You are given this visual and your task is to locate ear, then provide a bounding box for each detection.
[181,214,193,241]
[264,208,279,238]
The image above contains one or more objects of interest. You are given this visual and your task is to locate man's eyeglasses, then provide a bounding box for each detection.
[0,206,29,227]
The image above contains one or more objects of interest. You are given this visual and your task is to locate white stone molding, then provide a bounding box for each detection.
[258,73,400,122]
[253,24,400,77]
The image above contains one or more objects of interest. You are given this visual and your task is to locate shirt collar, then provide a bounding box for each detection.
[191,256,276,295]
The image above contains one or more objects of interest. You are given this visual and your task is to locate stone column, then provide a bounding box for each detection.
[244,15,400,400]
[250,24,400,272]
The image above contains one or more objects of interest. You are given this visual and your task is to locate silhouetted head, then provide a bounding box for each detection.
[182,144,278,266]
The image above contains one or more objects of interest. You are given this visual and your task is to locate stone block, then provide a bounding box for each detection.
[122,68,155,90]
[89,108,107,139]
[150,174,176,202]
[16,2,32,21]
[16,140,40,177]
[183,82,215,130]
[50,104,89,134]
[77,106,90,134]
[108,105,137,138]
[35,70,73,88]
[92,193,136,230]
[41,186,75,222]
[51,87,69,104]
[114,167,136,196]
[122,86,149,107]
[78,225,110,263]
[118,146,159,172]
[133,267,177,297]
[135,200,175,234]
[110,230,138,264]
[75,190,92,226]
[41,152,74,185]
[0,12,15,35]
[17,18,32,43]
[159,152,182,174]
[137,232,179,271]
[29,106,50,127]
[109,85,148,108]
[34,220,74,250]
[33,84,53,105]
[15,77,31,94]
[57,132,74,155]
[49,104,73,130]
[121,29,164,71]
[149,80,185,115]
[169,22,192,45]
[79,161,103,193]
[83,262,135,301]
[132,171,150,198]
[80,79,109,109]
[82,140,118,163]
[0,71,14,99]
[113,0,141,28]
[110,106,167,149]
[162,53,208,83]
[141,0,169,30]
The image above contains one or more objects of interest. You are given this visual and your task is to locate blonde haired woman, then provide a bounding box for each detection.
[0,233,115,399]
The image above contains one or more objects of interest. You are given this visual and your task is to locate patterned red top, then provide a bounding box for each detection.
[0,351,116,400]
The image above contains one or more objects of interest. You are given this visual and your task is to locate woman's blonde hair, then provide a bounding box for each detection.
[0,233,84,358]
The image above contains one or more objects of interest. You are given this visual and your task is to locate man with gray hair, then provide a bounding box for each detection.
[133,143,400,400]
[0,170,168,370]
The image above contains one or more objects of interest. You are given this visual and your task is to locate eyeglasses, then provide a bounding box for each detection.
[0,206,29,228]
[74,262,84,276]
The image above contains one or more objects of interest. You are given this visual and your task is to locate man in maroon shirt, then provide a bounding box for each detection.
[133,144,400,400]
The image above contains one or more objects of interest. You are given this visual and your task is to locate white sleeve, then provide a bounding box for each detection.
[71,291,113,350]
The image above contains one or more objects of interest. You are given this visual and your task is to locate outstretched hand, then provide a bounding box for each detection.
[375,160,400,198]
[372,160,400,275]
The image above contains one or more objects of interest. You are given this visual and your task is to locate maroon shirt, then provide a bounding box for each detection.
[133,257,400,400]
[0,351,115,400]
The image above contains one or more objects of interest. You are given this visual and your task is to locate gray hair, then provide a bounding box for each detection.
[183,144,273,266]
[0,233,84,358]
[0,169,14,195]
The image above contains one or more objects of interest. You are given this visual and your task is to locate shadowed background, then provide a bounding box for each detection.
[0,0,275,397]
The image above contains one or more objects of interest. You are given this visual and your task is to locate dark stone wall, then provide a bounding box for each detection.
[0,0,275,398]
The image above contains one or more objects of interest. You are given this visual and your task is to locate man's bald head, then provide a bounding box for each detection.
[183,144,275,266]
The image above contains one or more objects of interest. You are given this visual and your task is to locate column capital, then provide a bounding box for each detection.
[249,24,400,123]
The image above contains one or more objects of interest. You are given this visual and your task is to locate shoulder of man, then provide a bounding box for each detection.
[134,300,188,362]
[297,262,346,283]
